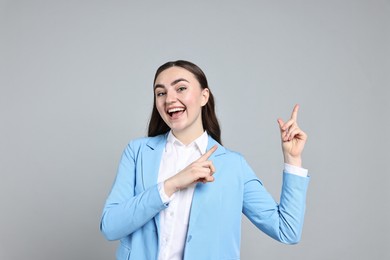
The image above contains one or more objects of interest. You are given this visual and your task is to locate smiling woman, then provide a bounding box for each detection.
[149,60,221,145]
[100,60,310,260]
[153,66,210,145]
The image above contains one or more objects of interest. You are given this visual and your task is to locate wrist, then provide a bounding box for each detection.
[283,155,302,168]
[164,178,180,197]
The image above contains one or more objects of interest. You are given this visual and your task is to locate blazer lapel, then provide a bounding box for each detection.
[141,134,167,236]
[142,134,166,190]
[188,136,226,228]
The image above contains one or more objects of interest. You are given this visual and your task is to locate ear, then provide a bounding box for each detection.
[200,88,210,107]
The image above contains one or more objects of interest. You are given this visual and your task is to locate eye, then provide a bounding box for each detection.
[155,91,166,97]
[177,86,187,92]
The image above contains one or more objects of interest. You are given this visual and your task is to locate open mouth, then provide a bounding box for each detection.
[167,107,186,118]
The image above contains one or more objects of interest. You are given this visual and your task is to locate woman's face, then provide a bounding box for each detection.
[154,66,209,142]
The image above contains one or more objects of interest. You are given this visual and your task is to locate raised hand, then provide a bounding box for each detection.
[164,145,218,196]
[277,104,307,167]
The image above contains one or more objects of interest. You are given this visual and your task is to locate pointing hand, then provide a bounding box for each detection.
[164,145,218,196]
[277,105,307,167]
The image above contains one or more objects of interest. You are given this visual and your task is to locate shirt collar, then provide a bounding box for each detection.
[166,131,208,154]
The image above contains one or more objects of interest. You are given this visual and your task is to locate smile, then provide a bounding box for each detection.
[167,107,186,118]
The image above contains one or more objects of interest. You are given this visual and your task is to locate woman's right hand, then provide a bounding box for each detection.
[164,145,218,197]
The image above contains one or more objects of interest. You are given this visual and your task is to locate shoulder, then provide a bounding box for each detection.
[209,137,254,174]
[208,136,246,163]
[210,141,257,182]
[220,146,243,159]
[220,148,248,168]
[125,134,167,153]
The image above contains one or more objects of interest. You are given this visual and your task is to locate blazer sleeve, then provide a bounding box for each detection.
[100,141,167,241]
[241,156,310,244]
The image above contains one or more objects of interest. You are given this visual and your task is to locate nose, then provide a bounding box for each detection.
[165,89,177,104]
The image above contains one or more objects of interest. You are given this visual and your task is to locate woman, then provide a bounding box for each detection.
[100,60,310,260]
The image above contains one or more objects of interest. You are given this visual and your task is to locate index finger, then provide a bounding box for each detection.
[198,145,218,162]
[290,104,300,121]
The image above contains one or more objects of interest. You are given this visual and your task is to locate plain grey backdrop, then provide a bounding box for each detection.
[1,0,389,259]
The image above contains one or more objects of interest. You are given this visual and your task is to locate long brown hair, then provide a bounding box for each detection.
[147,60,222,144]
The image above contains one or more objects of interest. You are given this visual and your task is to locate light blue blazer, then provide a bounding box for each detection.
[100,134,310,260]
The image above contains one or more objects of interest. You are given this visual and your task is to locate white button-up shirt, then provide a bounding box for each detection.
[157,131,208,260]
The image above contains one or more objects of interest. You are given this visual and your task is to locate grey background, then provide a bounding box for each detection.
[1,0,389,259]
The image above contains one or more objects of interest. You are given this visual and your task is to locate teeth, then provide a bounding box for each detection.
[168,107,185,113]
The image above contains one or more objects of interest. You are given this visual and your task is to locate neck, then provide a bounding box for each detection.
[172,128,204,145]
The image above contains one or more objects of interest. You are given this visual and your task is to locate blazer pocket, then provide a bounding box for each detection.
[116,244,131,260]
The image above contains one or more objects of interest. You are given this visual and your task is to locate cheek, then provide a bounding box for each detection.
[188,96,204,109]
[155,101,165,115]
[183,92,203,105]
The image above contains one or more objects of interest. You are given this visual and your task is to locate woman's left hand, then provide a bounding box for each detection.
[277,104,307,167]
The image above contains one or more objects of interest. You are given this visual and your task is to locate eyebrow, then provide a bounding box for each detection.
[154,78,190,90]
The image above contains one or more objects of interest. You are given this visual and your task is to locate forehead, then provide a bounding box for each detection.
[155,66,198,85]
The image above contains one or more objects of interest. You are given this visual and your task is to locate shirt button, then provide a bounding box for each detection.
[169,212,174,217]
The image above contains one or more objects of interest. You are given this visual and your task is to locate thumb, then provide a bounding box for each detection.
[277,118,285,131]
